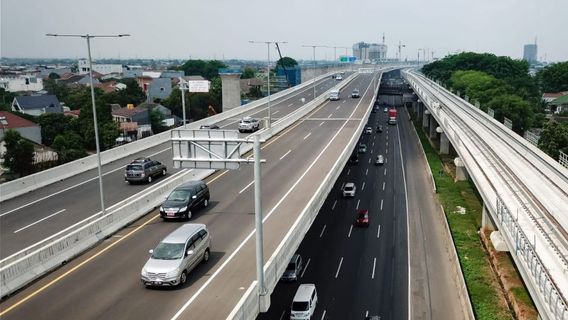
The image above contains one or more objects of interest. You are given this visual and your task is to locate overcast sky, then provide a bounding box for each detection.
[1,0,567,62]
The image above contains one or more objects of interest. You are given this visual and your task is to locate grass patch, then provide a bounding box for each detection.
[412,118,513,320]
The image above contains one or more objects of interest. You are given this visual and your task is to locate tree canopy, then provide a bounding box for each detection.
[538,62,568,93]
[538,122,568,160]
[2,130,35,176]
[177,60,228,80]
[275,57,298,69]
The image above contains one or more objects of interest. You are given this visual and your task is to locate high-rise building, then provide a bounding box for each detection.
[353,42,387,61]
[523,43,538,64]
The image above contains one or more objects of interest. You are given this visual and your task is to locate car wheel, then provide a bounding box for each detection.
[147,176,152,183]
[179,271,187,286]
[162,169,166,176]
[203,249,210,263]
[203,199,209,207]
[186,211,192,220]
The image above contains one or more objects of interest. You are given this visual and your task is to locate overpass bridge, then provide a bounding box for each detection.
[403,69,568,320]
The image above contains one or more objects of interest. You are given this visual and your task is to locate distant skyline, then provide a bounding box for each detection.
[1,0,567,63]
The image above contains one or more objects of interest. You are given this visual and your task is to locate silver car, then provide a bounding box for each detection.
[141,224,211,287]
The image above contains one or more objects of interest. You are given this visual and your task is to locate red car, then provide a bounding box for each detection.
[355,209,369,227]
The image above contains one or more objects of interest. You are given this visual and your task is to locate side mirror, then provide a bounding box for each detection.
[148,249,154,254]
[186,250,194,256]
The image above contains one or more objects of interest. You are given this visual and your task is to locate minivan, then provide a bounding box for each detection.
[160,181,210,220]
[329,89,340,101]
[290,284,318,320]
[141,223,211,287]
[281,254,303,282]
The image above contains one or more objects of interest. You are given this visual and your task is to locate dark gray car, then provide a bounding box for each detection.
[125,158,167,184]
[281,254,303,281]
[160,181,210,220]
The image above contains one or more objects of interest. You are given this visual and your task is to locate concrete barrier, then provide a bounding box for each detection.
[0,70,346,202]
[0,70,352,298]
[227,70,383,320]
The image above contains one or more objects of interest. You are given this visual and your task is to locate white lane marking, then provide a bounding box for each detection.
[13,209,66,233]
[0,146,170,218]
[372,257,377,279]
[386,141,388,147]
[332,200,337,210]
[279,310,286,320]
[336,105,340,110]
[340,182,345,191]
[362,182,366,191]
[342,100,346,104]
[238,180,254,194]
[356,199,360,210]
[365,168,369,176]
[380,199,384,211]
[287,103,294,107]
[303,132,312,140]
[382,181,386,191]
[170,71,373,320]
[384,168,387,176]
[347,169,350,175]
[372,142,375,147]
[335,257,344,278]
[319,225,327,238]
[386,148,389,154]
[377,224,381,238]
[280,150,292,160]
[273,110,280,115]
[301,258,311,278]
[319,121,325,126]
[348,225,353,238]
[321,310,327,320]
[370,149,373,155]
[365,311,369,317]
[327,113,333,118]
[368,158,371,164]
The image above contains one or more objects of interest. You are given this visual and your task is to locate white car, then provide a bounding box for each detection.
[238,116,260,133]
[335,74,343,81]
[364,127,372,134]
[343,182,356,197]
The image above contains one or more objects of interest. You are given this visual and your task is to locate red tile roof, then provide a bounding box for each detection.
[0,111,39,129]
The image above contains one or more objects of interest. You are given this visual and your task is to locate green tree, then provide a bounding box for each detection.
[209,77,222,107]
[248,86,264,99]
[149,108,167,133]
[0,88,16,111]
[538,122,568,159]
[538,62,568,92]
[48,72,61,80]
[38,113,72,146]
[275,57,298,69]
[103,78,146,107]
[161,88,188,118]
[43,79,70,103]
[486,94,534,134]
[77,99,115,150]
[52,131,87,163]
[241,67,256,79]
[178,60,228,80]
[2,130,35,176]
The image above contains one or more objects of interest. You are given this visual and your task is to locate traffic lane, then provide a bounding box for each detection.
[308,75,374,120]
[0,93,366,319]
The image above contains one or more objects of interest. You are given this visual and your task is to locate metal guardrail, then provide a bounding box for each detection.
[227,69,383,320]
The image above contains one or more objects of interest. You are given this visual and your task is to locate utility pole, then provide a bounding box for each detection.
[302,45,331,100]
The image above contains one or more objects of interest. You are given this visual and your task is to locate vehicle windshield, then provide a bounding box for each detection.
[151,242,185,260]
[344,185,354,191]
[286,262,296,271]
[167,189,191,202]
[126,164,143,171]
[292,301,310,311]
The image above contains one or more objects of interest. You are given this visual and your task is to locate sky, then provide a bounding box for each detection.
[1,0,567,62]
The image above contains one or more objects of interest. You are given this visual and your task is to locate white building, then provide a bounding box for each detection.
[78,59,123,75]
[0,75,44,92]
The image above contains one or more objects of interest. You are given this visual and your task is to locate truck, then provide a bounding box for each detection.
[329,89,340,101]
[388,108,397,125]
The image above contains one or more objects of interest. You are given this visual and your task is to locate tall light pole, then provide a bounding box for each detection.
[302,45,330,100]
[398,41,406,63]
[46,33,130,215]
[249,41,287,129]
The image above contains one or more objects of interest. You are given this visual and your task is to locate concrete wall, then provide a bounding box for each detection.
[220,73,242,112]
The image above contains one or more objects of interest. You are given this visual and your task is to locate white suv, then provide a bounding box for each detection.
[343,182,356,197]
[238,116,260,133]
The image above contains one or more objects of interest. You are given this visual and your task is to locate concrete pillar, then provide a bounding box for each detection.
[490,231,509,252]
[422,110,430,128]
[439,131,450,154]
[412,101,418,117]
[453,157,469,181]
[417,101,424,121]
[429,116,438,139]
[482,204,496,230]
[219,71,242,112]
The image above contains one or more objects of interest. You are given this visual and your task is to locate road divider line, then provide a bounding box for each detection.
[356,199,360,210]
[368,158,371,164]
[365,168,369,176]
[280,150,292,160]
[384,168,387,176]
[287,103,293,107]
[279,310,286,320]
[347,169,350,175]
[377,225,381,238]
[348,225,353,238]
[336,105,340,110]
[380,199,384,211]
[382,182,386,191]
[13,209,67,234]
[319,225,327,238]
[321,310,327,320]
[301,258,310,278]
[327,113,333,118]
[319,121,325,126]
[332,200,337,211]
[372,257,377,279]
[335,257,344,278]
[362,182,366,191]
[303,132,312,140]
[238,180,254,194]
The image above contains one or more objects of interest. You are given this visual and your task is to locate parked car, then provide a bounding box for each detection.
[364,127,372,134]
[141,223,211,287]
[238,116,260,133]
[343,182,356,197]
[160,181,210,220]
[358,143,367,153]
[200,124,220,129]
[125,158,167,184]
[375,155,384,165]
[281,254,303,282]
[351,89,360,98]
[355,209,369,227]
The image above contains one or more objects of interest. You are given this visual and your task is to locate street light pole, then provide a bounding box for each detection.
[302,45,330,100]
[46,33,130,216]
[249,41,287,129]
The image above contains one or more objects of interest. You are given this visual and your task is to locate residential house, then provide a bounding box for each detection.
[0,75,43,92]
[137,102,172,117]
[0,111,42,144]
[147,78,172,102]
[550,95,568,115]
[112,106,149,125]
[12,95,63,116]
[123,65,143,78]
[542,92,568,103]
[78,59,122,75]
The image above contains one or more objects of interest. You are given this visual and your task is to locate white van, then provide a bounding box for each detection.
[329,89,340,101]
[290,284,318,319]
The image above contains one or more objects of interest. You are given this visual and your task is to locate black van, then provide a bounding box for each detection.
[160,181,210,220]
